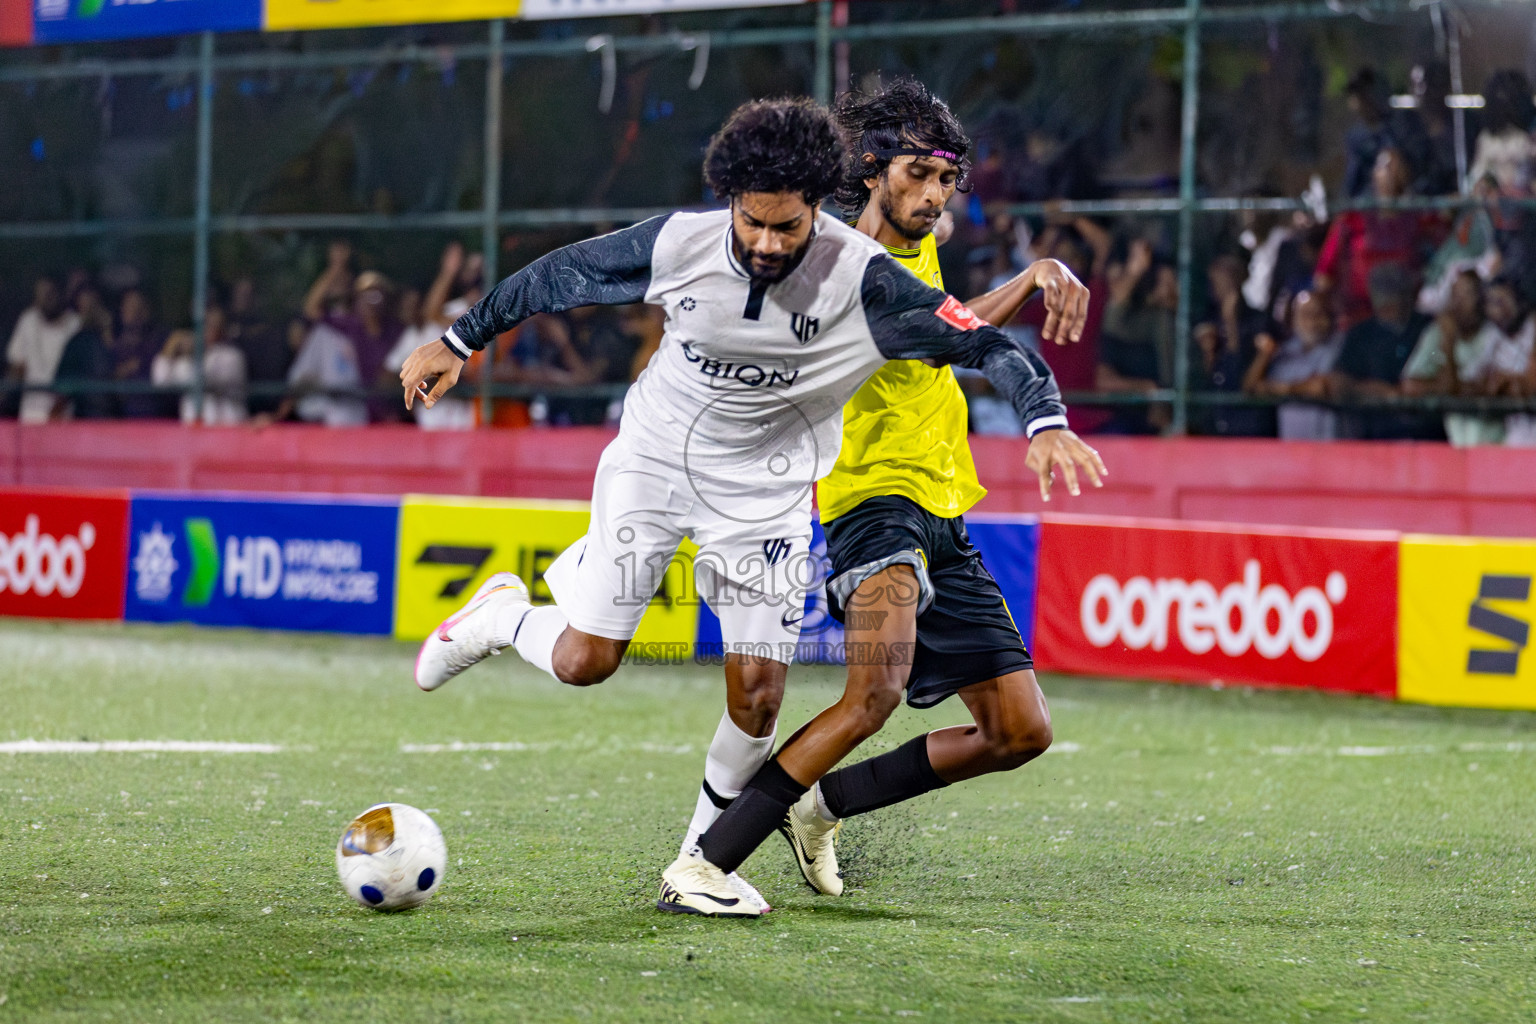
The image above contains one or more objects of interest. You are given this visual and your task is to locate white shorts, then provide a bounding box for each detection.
[543,437,814,665]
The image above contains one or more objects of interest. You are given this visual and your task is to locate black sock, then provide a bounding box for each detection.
[819,733,947,819]
[697,757,807,874]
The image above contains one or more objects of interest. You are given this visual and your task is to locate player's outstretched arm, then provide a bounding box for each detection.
[860,253,1105,497]
[402,214,673,409]
[965,258,1090,343]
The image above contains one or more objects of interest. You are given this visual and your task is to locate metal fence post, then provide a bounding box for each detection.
[191,29,214,423]
[814,1,832,105]
[1172,0,1202,436]
[480,18,504,427]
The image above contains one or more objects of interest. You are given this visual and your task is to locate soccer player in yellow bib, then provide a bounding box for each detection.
[688,79,1109,899]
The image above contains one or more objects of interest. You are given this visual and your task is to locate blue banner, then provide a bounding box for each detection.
[33,0,260,44]
[694,515,1040,667]
[966,516,1040,650]
[124,494,398,635]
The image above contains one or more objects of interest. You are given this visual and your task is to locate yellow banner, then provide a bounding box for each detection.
[264,0,521,31]
[1398,534,1536,709]
[393,495,698,657]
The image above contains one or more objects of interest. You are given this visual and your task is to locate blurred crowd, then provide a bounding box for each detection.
[954,66,1536,446]
[3,238,660,431]
[6,65,1536,444]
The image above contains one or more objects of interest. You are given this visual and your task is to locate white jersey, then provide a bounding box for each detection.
[445,208,1066,491]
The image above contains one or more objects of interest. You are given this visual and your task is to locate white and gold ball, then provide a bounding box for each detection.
[335,803,447,910]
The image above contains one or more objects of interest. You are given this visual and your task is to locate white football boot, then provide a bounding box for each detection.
[725,871,771,914]
[414,572,530,691]
[657,848,763,918]
[779,788,844,896]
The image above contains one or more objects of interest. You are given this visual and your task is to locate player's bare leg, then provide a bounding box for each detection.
[780,670,1050,895]
[696,566,917,879]
[777,565,919,783]
[928,670,1053,782]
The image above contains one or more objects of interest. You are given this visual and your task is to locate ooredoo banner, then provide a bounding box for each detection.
[1035,516,1399,696]
[1399,535,1536,710]
[0,487,129,620]
[124,493,398,634]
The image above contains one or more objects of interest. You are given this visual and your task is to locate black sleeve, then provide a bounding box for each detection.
[444,214,672,357]
[859,253,1068,436]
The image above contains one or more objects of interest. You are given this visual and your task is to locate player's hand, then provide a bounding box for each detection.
[1025,427,1106,502]
[1028,258,1090,345]
[400,339,464,410]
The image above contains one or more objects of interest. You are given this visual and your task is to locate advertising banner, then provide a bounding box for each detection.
[705,515,1040,667]
[0,487,129,621]
[394,495,698,655]
[263,0,518,30]
[968,515,1040,651]
[1399,535,1536,710]
[1035,516,1399,695]
[1,0,31,46]
[124,494,397,634]
[33,0,260,44]
[521,0,801,19]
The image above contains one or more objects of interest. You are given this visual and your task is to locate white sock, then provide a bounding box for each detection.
[680,711,776,856]
[813,781,840,823]
[496,604,566,679]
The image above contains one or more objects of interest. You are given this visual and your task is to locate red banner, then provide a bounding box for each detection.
[1035,515,1399,696]
[0,0,31,47]
[0,488,129,620]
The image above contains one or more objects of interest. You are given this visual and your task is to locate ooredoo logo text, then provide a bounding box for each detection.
[1079,559,1348,662]
[0,515,97,599]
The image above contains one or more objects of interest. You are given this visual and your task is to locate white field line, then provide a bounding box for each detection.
[0,740,283,754]
[1262,742,1536,757]
[400,738,1085,755]
[400,740,696,755]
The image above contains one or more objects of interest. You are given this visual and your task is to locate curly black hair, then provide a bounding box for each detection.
[703,97,845,205]
[831,77,972,215]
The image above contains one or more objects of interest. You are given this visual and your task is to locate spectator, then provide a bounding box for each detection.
[152,303,247,426]
[1468,70,1535,196]
[6,276,80,424]
[1017,216,1113,433]
[303,242,403,422]
[229,275,288,417]
[1245,290,1343,441]
[51,285,116,420]
[1341,67,1430,199]
[1401,271,1503,446]
[1315,147,1441,326]
[1481,277,1536,445]
[385,242,503,429]
[1410,62,1460,197]
[265,318,368,428]
[1098,238,1175,434]
[114,287,173,419]
[1418,177,1499,314]
[1330,262,1438,439]
[1194,253,1277,436]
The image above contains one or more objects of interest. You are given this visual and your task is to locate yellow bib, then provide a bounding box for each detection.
[816,233,986,523]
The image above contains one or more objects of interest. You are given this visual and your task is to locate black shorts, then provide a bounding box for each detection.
[822,495,1033,708]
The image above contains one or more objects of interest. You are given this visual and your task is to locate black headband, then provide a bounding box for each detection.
[871,146,963,163]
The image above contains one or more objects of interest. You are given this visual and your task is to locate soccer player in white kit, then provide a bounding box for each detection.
[400,98,1100,917]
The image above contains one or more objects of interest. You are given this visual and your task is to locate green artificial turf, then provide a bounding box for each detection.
[1,619,1533,1022]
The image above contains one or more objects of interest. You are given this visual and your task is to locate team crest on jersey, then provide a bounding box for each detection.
[762,537,793,566]
[789,312,820,345]
[935,295,985,331]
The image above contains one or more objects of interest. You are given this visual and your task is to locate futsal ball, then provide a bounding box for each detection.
[336,803,447,910]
